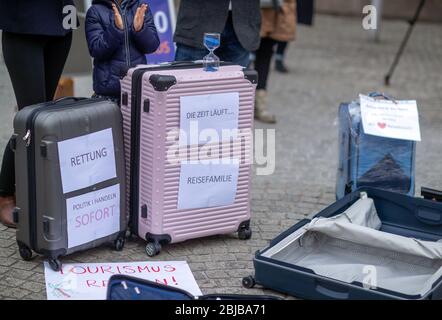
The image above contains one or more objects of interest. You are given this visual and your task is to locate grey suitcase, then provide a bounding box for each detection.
[11,97,127,271]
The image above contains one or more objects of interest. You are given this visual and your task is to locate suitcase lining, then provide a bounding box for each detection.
[262,196,442,297]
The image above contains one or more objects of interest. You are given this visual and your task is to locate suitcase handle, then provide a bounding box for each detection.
[368,92,397,103]
[53,97,88,104]
[156,61,233,68]
[315,280,350,300]
[421,187,442,202]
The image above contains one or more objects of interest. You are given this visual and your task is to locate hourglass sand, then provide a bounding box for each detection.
[203,33,221,72]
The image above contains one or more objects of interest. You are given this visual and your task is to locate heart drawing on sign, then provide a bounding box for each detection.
[377,122,387,129]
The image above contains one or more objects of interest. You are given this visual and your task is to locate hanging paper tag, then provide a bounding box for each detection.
[360,94,421,141]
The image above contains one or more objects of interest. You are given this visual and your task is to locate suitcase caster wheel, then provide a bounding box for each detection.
[242,276,256,289]
[238,227,252,240]
[48,258,62,272]
[145,242,161,257]
[114,237,125,251]
[18,245,33,261]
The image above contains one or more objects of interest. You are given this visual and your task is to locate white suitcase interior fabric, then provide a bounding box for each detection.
[263,196,442,297]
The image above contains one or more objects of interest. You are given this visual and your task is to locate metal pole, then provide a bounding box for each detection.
[384,0,426,86]
[371,0,383,42]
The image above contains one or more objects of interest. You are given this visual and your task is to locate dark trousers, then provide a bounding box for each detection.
[0,31,72,196]
[275,41,288,59]
[254,37,276,90]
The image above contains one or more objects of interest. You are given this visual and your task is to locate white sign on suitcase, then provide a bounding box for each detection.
[360,94,421,142]
[66,184,120,249]
[177,160,239,210]
[58,128,117,194]
[179,92,240,146]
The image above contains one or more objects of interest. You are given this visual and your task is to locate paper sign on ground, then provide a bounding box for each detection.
[179,92,240,146]
[58,128,117,194]
[177,161,239,210]
[66,184,120,249]
[44,261,202,300]
[360,94,421,141]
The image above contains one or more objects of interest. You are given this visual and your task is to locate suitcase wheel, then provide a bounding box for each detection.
[145,242,161,257]
[18,244,33,261]
[242,275,256,289]
[48,258,62,272]
[238,227,252,240]
[114,237,125,251]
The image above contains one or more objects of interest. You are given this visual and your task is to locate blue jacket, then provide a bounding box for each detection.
[86,0,160,97]
[0,0,75,36]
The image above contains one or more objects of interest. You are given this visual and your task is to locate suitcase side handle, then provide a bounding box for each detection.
[315,279,350,300]
[53,97,88,104]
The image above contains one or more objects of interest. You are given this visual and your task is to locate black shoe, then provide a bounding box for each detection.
[275,60,289,73]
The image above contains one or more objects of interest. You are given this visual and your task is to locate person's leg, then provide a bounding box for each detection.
[253,37,276,123]
[0,32,47,227]
[174,43,208,62]
[275,41,289,73]
[43,32,73,101]
[255,37,275,91]
[217,13,250,67]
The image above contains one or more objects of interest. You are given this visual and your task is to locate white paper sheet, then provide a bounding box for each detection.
[177,161,239,210]
[179,92,239,146]
[58,128,117,194]
[66,184,120,249]
[360,94,421,141]
[44,261,202,300]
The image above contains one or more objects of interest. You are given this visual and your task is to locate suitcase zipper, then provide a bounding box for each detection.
[115,2,131,68]
[23,130,31,147]
[128,68,149,234]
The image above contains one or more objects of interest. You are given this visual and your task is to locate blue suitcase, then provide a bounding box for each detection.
[243,187,442,300]
[107,274,279,300]
[336,93,416,200]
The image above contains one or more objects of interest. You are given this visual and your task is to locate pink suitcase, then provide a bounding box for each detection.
[120,62,256,256]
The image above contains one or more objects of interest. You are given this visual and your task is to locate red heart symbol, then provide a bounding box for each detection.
[377,122,387,129]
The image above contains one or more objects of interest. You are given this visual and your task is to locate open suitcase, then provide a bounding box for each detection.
[120,62,256,256]
[336,93,416,200]
[243,187,442,300]
[12,97,127,271]
[107,274,279,300]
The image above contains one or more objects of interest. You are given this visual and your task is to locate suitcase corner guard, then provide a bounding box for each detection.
[149,74,177,91]
[243,70,258,84]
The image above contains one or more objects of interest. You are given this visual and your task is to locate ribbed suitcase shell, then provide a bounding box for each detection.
[120,64,256,254]
[13,98,127,270]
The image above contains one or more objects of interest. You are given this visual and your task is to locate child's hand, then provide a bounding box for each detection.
[112,3,124,30]
[134,4,148,32]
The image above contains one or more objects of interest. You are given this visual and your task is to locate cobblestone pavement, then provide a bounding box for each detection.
[0,15,441,300]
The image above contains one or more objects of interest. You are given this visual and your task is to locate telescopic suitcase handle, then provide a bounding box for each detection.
[53,97,88,104]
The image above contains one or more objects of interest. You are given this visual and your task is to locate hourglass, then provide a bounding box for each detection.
[203,33,221,72]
